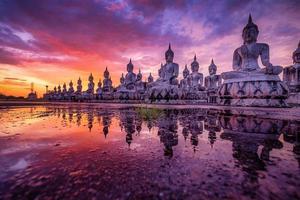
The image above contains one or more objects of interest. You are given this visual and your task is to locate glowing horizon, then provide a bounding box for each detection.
[0,0,299,97]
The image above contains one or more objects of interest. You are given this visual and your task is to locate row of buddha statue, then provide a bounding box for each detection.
[44,53,221,103]
[44,15,300,107]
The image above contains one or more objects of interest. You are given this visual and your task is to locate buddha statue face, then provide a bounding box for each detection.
[242,15,259,44]
[242,26,258,44]
[165,44,174,63]
[88,74,93,82]
[183,71,188,78]
[183,66,189,78]
[294,53,300,64]
[209,66,217,76]
[120,74,124,84]
[148,75,153,83]
[293,42,300,64]
[127,64,133,72]
[166,53,173,63]
[191,63,199,72]
[104,69,109,79]
[137,73,142,81]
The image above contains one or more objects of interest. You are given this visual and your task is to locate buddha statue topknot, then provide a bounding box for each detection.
[219,14,289,107]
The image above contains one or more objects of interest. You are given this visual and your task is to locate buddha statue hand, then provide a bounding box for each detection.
[169,76,178,85]
[261,64,283,75]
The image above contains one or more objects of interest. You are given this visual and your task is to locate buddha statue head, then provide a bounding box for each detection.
[127,59,134,72]
[77,77,82,85]
[208,59,217,75]
[89,73,94,82]
[98,79,102,88]
[54,86,57,93]
[104,67,110,79]
[165,43,174,63]
[191,55,199,72]
[58,85,61,92]
[148,73,153,83]
[183,64,189,78]
[63,83,66,90]
[242,14,259,44]
[292,41,300,64]
[69,80,73,88]
[120,73,125,84]
[137,69,142,81]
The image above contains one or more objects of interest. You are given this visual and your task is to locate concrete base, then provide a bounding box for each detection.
[287,93,300,105]
[219,74,289,107]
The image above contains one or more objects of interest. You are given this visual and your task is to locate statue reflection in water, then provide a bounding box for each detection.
[204,110,221,148]
[179,109,206,151]
[157,110,179,157]
[46,106,299,168]
[119,108,139,147]
[219,115,285,198]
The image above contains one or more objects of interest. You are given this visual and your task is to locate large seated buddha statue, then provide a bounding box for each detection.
[102,67,114,100]
[135,69,146,100]
[68,80,75,100]
[179,65,190,99]
[219,15,289,107]
[146,44,180,102]
[83,73,95,100]
[205,59,222,103]
[284,41,300,105]
[185,55,207,101]
[95,79,102,100]
[75,77,82,101]
[115,59,138,100]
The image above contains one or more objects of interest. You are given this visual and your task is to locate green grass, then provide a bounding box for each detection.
[136,107,163,121]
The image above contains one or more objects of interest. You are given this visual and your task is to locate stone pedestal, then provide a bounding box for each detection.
[287,92,300,105]
[185,90,207,102]
[102,92,114,100]
[115,89,137,100]
[219,73,289,107]
[207,89,219,104]
[147,83,180,102]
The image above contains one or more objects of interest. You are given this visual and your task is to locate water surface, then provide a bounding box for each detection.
[0,105,299,199]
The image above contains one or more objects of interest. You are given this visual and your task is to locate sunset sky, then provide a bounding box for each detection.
[0,0,299,97]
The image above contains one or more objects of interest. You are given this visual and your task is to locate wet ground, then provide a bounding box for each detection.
[0,104,299,200]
